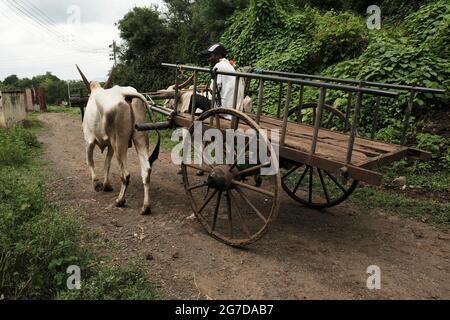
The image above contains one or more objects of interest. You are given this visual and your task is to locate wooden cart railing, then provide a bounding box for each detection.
[149,64,438,185]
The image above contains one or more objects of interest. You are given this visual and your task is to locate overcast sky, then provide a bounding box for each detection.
[0,0,163,81]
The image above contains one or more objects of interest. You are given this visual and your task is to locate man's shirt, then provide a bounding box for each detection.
[210,58,244,110]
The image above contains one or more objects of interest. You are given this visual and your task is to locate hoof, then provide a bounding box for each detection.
[141,206,152,215]
[115,199,126,208]
[94,181,104,192]
[103,184,114,192]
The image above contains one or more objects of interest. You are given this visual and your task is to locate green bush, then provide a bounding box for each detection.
[323,1,450,140]
[0,126,40,166]
[415,133,450,170]
[222,1,370,113]
[404,0,450,59]
[325,33,449,114]
[223,2,368,73]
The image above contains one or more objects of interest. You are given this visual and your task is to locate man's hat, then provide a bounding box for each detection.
[199,43,227,57]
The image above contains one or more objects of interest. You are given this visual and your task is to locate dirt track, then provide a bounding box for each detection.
[38,113,449,300]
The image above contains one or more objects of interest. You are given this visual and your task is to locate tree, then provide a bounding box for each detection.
[112,0,250,91]
[0,72,68,104]
[3,75,19,87]
[115,6,176,91]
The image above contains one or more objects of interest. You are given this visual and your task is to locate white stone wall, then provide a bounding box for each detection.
[0,91,27,128]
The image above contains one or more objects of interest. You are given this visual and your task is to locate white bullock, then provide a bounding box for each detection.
[76,65,157,215]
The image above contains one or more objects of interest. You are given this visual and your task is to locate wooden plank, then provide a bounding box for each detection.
[257,114,397,153]
[253,114,399,154]
[179,112,399,160]
[256,118,380,162]
[407,148,432,161]
[361,148,409,170]
[283,136,369,165]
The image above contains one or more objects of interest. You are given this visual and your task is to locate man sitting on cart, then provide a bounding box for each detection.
[190,43,249,115]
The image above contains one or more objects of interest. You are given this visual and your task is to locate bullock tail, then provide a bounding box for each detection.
[122,92,161,167]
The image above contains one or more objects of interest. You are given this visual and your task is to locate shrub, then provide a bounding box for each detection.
[415,133,450,170]
[222,2,368,73]
[403,0,450,59]
[0,126,40,166]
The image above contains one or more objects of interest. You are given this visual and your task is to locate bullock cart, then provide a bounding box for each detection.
[136,63,445,247]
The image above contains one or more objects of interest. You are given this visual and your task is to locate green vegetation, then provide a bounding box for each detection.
[59,262,158,300]
[113,0,249,91]
[222,2,369,72]
[351,186,450,225]
[47,105,81,118]
[382,160,450,191]
[324,1,450,141]
[0,121,157,299]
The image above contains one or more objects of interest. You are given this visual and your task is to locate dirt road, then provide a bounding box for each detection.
[38,113,449,299]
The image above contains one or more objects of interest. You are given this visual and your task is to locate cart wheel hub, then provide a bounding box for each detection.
[207,166,234,191]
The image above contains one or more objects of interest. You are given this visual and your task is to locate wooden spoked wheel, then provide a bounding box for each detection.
[181,108,281,247]
[289,102,349,132]
[281,163,358,209]
[283,102,356,208]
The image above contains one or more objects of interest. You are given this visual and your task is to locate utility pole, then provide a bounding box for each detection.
[67,81,71,108]
[109,40,117,65]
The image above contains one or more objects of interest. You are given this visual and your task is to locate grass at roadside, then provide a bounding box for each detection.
[47,105,81,117]
[350,186,450,226]
[352,162,450,226]
[0,117,158,300]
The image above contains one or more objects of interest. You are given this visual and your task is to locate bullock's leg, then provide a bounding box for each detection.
[86,141,103,192]
[103,146,114,192]
[115,143,130,208]
[134,136,152,215]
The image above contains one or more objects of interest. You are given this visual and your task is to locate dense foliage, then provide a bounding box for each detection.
[222,1,369,71]
[324,0,449,145]
[222,0,448,136]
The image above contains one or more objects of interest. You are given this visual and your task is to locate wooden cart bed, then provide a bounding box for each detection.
[253,114,408,168]
[173,112,429,186]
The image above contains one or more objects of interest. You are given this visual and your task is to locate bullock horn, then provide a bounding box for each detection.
[104,65,115,89]
[76,64,91,93]
[176,73,195,90]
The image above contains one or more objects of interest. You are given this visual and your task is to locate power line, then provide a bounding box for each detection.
[4,0,73,45]
[13,0,68,39]
[3,0,108,54]
[12,0,103,53]
[20,0,63,26]
[17,0,108,53]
